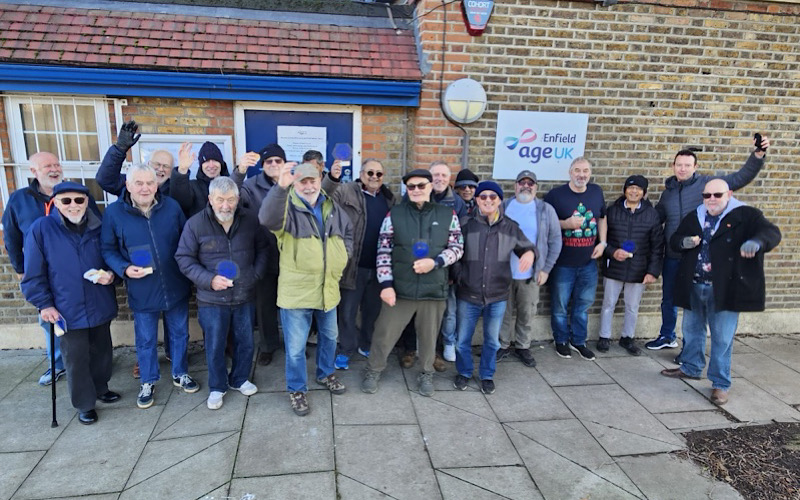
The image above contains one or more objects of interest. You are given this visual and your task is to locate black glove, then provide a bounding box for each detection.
[115,120,141,152]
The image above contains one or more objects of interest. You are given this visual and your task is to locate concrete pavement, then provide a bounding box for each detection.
[2,333,799,499]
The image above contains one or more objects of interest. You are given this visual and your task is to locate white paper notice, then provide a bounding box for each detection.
[277,126,327,163]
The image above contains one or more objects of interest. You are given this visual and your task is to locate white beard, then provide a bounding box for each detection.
[516,191,534,204]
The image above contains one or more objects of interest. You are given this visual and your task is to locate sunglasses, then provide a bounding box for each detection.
[56,196,86,205]
[517,180,536,187]
[478,193,499,201]
[366,170,384,178]
[406,182,430,191]
[263,158,284,165]
[702,192,726,199]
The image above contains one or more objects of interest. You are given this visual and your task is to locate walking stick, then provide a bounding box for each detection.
[50,322,58,428]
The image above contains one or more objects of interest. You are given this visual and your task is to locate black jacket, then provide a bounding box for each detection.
[170,163,230,217]
[670,202,780,312]
[602,197,664,283]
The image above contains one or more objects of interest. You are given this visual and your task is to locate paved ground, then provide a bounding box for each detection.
[2,333,800,500]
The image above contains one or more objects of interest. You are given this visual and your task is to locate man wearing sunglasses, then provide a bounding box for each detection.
[454,168,480,215]
[649,135,770,360]
[661,179,780,406]
[323,159,396,370]
[362,169,464,397]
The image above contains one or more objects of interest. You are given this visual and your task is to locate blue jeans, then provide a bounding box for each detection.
[680,283,739,390]
[455,300,506,380]
[133,301,189,384]
[659,257,680,340]
[439,285,457,346]
[550,262,598,346]
[198,302,255,393]
[40,316,64,371]
[280,308,337,393]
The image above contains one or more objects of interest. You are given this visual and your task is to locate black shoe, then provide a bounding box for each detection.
[673,354,683,365]
[480,379,495,395]
[97,391,121,403]
[555,343,572,359]
[78,409,98,425]
[596,337,611,353]
[514,348,537,367]
[496,347,511,361]
[569,343,596,361]
[619,337,641,356]
[453,374,469,391]
[257,351,273,366]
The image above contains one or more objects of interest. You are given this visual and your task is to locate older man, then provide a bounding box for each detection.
[102,164,199,409]
[661,179,780,405]
[176,177,268,410]
[171,141,230,217]
[361,169,464,397]
[260,162,353,416]
[497,170,562,367]
[21,182,119,425]
[324,158,395,369]
[543,157,607,361]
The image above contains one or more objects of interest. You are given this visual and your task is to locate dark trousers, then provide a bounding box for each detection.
[59,322,113,412]
[337,267,382,356]
[256,272,281,353]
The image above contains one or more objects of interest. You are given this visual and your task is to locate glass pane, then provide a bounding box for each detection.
[24,132,58,157]
[59,105,96,133]
[23,103,58,132]
[20,104,34,131]
[79,134,100,161]
[59,105,77,132]
[62,135,80,161]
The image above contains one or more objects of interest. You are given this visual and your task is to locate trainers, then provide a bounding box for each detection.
[496,347,511,361]
[619,337,642,356]
[645,336,678,350]
[453,374,469,390]
[230,380,258,396]
[173,374,200,393]
[289,391,310,416]
[433,355,447,372]
[514,348,537,367]
[400,351,416,369]
[569,343,596,361]
[480,379,496,395]
[597,337,611,353]
[555,343,572,359]
[38,367,66,386]
[207,391,225,410]
[443,344,456,362]
[358,347,370,358]
[132,362,140,379]
[334,354,350,370]
[417,372,434,397]
[316,373,346,395]
[137,382,155,409]
[673,354,683,365]
[361,369,381,394]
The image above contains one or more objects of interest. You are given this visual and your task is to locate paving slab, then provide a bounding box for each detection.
[0,450,44,500]
[229,472,335,500]
[14,406,160,499]
[597,356,714,413]
[654,410,733,431]
[684,378,800,423]
[198,484,230,500]
[616,454,743,500]
[535,348,614,387]
[506,419,639,494]
[0,352,43,400]
[234,391,333,477]
[332,363,417,425]
[555,385,685,456]
[336,474,394,500]
[119,432,238,500]
[413,392,521,468]
[437,466,544,500]
[335,424,440,499]
[739,334,800,372]
[0,381,71,452]
[484,362,574,423]
[729,352,800,405]
[51,495,120,500]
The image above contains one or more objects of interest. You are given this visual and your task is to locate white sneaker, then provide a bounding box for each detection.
[443,344,456,362]
[230,380,258,396]
[207,391,225,410]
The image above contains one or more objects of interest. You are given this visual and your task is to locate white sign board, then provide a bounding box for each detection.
[492,111,588,181]
[277,126,327,163]
[132,134,233,179]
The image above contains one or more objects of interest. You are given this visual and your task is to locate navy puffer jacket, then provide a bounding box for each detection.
[602,197,664,283]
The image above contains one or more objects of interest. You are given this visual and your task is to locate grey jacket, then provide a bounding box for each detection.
[502,196,562,276]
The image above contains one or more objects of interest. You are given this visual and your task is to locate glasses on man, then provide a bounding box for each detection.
[56,196,87,205]
[702,192,726,199]
[148,160,171,171]
[517,180,536,188]
[366,170,384,179]
[406,182,430,191]
[478,193,499,201]
[264,158,284,165]
[458,185,475,190]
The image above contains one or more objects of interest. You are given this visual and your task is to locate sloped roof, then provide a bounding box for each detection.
[0,3,422,80]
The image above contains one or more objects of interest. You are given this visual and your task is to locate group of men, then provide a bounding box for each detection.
[3,119,779,421]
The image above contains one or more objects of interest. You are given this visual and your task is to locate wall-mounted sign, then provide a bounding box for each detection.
[461,0,494,36]
[492,110,589,181]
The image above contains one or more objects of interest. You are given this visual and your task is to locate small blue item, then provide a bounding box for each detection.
[130,247,153,267]
[217,260,239,280]
[332,143,352,161]
[622,240,636,254]
[412,241,429,258]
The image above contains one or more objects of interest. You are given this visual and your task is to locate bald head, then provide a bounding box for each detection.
[703,179,732,216]
[29,152,63,195]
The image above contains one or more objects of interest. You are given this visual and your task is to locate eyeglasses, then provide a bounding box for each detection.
[517,180,536,187]
[148,160,171,170]
[56,196,86,205]
[406,182,430,191]
[478,193,499,201]
[702,192,726,199]
[264,158,284,165]
[366,170,384,179]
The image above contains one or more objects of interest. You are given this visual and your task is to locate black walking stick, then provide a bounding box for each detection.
[49,322,58,428]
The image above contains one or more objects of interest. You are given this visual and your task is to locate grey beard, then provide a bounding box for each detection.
[65,214,85,224]
[214,212,234,223]
[516,191,534,203]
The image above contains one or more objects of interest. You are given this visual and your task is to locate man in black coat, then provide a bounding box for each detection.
[661,179,781,406]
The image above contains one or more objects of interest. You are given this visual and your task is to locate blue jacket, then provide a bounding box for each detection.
[101,192,191,313]
[95,145,171,197]
[21,209,118,330]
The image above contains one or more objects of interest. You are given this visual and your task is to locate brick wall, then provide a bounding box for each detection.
[412,0,800,316]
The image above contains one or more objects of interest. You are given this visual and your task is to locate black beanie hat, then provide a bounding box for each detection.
[624,174,648,194]
[475,180,504,200]
[259,143,286,162]
[198,141,224,166]
[454,169,479,188]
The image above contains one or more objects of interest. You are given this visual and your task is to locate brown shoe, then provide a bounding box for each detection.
[257,351,273,366]
[132,362,140,379]
[400,351,416,369]
[433,355,447,372]
[711,388,729,405]
[660,367,701,380]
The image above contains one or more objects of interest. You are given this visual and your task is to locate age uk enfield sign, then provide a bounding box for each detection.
[492,110,588,181]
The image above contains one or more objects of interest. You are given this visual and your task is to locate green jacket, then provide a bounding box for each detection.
[260,185,353,311]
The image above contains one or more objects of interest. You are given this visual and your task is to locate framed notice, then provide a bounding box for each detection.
[131,134,234,178]
[492,111,588,181]
[277,126,327,164]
